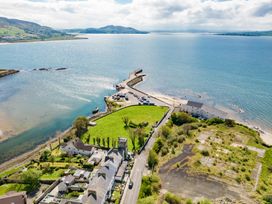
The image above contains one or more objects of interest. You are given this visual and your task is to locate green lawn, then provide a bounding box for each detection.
[82,105,169,150]
[0,165,23,179]
[0,183,29,196]
[40,169,66,181]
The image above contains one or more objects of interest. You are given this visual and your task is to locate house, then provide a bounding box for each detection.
[83,149,123,204]
[60,138,94,156]
[177,100,227,119]
[62,175,75,186]
[115,161,128,182]
[0,192,27,204]
[87,150,105,165]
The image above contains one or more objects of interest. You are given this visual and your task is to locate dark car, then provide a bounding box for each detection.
[129,180,134,189]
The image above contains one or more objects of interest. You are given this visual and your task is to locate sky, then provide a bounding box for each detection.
[0,0,271,31]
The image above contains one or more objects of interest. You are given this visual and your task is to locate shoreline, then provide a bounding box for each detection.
[0,36,87,45]
[1,71,272,171]
[152,92,272,146]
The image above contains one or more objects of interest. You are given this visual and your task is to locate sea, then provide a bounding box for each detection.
[0,33,271,163]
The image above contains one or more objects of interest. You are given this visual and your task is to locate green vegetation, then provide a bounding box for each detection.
[138,174,161,201]
[0,184,30,195]
[146,111,271,203]
[21,169,41,191]
[258,148,272,202]
[0,26,26,37]
[82,105,168,150]
[148,150,159,170]
[73,116,88,137]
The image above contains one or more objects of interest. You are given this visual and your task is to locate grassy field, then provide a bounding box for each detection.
[0,26,26,37]
[82,105,169,150]
[0,183,29,195]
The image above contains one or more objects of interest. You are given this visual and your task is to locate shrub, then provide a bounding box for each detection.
[161,126,171,138]
[164,192,181,204]
[206,118,224,125]
[161,147,169,156]
[225,119,235,127]
[171,112,196,126]
[148,150,158,169]
[153,138,164,153]
[201,150,210,157]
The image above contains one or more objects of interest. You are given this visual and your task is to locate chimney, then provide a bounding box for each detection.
[88,189,97,200]
[98,172,106,179]
[105,156,114,162]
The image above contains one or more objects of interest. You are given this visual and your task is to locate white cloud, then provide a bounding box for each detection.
[0,0,271,31]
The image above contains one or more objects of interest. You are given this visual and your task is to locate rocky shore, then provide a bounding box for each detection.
[0,69,19,78]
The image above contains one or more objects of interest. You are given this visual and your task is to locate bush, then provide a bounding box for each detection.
[171,112,196,126]
[148,150,158,169]
[201,150,210,157]
[206,118,224,125]
[263,195,272,203]
[164,192,181,204]
[161,146,169,156]
[83,163,94,170]
[225,119,235,127]
[153,138,164,153]
[161,126,171,138]
[139,174,161,199]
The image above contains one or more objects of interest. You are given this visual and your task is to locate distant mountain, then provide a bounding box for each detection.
[0,16,73,42]
[218,30,272,37]
[64,25,148,34]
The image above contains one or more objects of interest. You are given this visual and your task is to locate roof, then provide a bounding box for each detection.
[115,161,128,181]
[62,175,75,185]
[187,100,203,108]
[0,192,27,204]
[73,138,94,152]
[85,149,123,204]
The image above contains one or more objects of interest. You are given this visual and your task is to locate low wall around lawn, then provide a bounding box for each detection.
[34,179,60,204]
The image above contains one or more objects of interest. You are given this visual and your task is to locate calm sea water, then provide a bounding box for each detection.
[0,33,271,163]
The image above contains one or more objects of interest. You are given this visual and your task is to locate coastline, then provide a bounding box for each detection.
[1,71,272,172]
[0,36,87,45]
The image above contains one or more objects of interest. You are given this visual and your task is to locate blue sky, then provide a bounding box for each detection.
[0,0,271,31]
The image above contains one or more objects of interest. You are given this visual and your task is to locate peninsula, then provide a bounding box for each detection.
[0,17,77,43]
[218,30,272,37]
[63,25,149,34]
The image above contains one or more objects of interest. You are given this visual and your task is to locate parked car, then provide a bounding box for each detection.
[129,180,134,189]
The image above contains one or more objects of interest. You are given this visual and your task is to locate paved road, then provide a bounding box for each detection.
[120,83,174,204]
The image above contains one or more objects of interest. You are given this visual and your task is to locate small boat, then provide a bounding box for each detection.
[92,107,99,114]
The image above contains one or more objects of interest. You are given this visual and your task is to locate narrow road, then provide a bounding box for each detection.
[120,103,174,204]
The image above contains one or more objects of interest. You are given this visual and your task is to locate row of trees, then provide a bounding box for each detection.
[91,136,118,148]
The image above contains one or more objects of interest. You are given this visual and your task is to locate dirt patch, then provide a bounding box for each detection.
[159,144,255,203]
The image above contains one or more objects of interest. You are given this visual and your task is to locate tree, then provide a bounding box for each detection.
[107,137,110,148]
[148,150,158,170]
[225,119,235,127]
[153,138,163,153]
[138,134,145,148]
[102,138,105,147]
[73,116,88,137]
[39,150,51,162]
[135,127,145,148]
[171,112,196,126]
[21,170,41,192]
[122,116,130,128]
[96,137,101,146]
[128,128,136,150]
[161,126,171,138]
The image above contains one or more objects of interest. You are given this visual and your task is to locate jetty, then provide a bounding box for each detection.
[0,69,19,78]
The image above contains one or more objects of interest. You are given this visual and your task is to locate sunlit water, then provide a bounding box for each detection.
[0,33,271,163]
